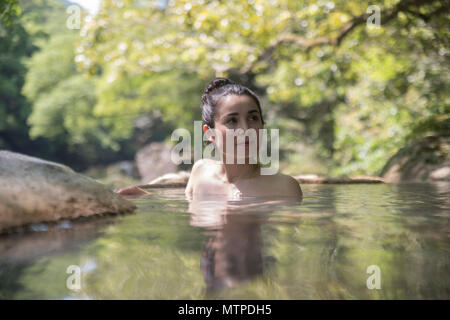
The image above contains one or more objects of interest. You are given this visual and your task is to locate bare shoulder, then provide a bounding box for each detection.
[190,159,221,179]
[262,172,303,198]
[185,158,219,196]
[192,158,219,171]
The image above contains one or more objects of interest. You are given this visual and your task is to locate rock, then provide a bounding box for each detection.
[0,217,116,263]
[135,142,178,183]
[430,167,450,180]
[148,171,190,185]
[293,174,384,184]
[83,161,140,189]
[140,171,385,189]
[105,161,139,178]
[381,136,450,182]
[0,151,136,233]
[138,171,191,189]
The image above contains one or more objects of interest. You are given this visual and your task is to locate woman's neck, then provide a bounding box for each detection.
[220,163,260,183]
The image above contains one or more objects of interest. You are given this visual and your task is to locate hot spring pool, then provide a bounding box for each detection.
[0,183,449,299]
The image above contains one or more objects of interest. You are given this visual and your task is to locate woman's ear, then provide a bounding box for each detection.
[203,125,215,142]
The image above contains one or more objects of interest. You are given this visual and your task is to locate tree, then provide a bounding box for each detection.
[78,0,449,175]
[22,29,126,168]
[0,10,36,151]
[0,0,21,27]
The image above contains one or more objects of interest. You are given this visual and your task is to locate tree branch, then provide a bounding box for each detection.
[238,0,444,75]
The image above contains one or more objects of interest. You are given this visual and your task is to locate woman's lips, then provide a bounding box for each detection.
[236,137,256,146]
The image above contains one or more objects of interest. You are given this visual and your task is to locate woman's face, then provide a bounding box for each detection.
[209,94,263,163]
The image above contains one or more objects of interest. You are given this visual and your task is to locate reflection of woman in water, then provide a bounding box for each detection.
[186,78,302,199]
[189,198,266,293]
[200,214,263,292]
[189,197,301,294]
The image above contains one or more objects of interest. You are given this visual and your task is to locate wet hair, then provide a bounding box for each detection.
[201,78,264,128]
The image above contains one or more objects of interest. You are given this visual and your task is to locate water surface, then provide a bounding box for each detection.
[0,183,449,299]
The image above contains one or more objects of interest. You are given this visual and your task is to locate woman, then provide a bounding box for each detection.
[185,77,302,199]
[116,78,302,199]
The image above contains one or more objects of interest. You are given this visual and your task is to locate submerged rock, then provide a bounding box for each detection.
[0,151,136,233]
[293,174,384,184]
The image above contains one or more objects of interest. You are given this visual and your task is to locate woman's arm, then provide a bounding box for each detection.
[185,159,206,198]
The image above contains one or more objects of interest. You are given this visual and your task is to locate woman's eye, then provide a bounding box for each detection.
[227,118,237,124]
[249,115,259,121]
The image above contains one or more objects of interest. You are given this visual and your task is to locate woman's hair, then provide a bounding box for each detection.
[201,78,264,128]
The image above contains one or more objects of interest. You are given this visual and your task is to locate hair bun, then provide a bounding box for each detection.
[202,78,233,104]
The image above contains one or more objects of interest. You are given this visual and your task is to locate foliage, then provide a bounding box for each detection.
[19,0,69,44]
[23,32,120,164]
[15,0,179,169]
[0,0,21,27]
[18,0,143,169]
[94,70,204,139]
[0,14,35,151]
[2,0,449,174]
[77,0,449,175]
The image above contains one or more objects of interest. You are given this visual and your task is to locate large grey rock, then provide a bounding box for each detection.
[135,142,178,183]
[0,151,136,233]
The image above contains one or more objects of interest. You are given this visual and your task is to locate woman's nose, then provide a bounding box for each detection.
[239,119,249,131]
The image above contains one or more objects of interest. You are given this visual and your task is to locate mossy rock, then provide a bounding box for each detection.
[381,136,450,182]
